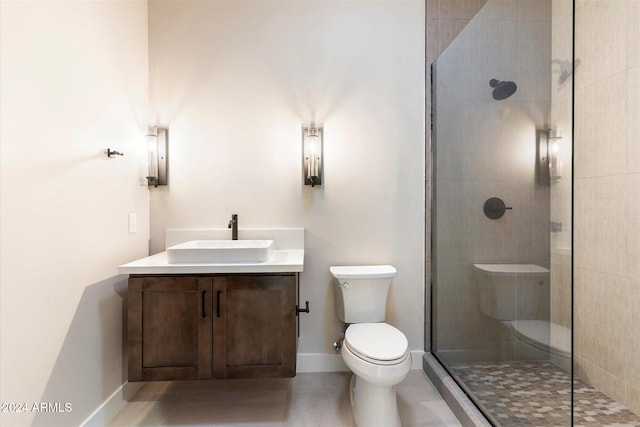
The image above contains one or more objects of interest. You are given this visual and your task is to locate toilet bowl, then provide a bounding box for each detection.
[342,323,411,427]
[330,265,411,427]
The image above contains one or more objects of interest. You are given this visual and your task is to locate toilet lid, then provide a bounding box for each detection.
[345,323,408,363]
[329,265,397,279]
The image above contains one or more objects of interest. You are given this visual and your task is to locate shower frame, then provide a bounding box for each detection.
[426,0,576,425]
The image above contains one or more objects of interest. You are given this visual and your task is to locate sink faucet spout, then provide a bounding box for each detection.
[228,214,238,240]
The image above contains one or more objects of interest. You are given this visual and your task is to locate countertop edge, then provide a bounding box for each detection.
[118,250,304,275]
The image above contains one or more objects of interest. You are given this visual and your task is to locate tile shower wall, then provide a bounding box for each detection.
[426,0,488,351]
[574,0,640,416]
[432,0,552,361]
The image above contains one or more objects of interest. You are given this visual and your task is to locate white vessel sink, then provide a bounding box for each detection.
[167,240,274,264]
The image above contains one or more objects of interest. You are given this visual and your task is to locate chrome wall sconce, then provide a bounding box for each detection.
[536,128,562,185]
[146,127,168,187]
[302,124,323,187]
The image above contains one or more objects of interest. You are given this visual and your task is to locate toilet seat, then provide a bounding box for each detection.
[345,323,409,365]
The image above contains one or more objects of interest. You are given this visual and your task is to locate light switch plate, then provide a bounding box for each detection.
[128,213,137,234]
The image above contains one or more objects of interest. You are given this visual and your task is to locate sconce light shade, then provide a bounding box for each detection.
[146,127,168,187]
[536,128,562,185]
[303,125,323,187]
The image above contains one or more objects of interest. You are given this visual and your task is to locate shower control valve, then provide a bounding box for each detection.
[483,197,512,220]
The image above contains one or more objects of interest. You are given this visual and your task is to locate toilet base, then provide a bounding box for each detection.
[350,374,401,427]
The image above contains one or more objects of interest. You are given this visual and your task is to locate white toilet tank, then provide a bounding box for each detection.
[474,264,550,321]
[329,265,397,323]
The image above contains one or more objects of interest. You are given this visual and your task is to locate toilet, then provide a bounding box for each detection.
[330,265,411,427]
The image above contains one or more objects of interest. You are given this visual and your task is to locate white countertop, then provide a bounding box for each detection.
[118,249,304,274]
[118,228,304,275]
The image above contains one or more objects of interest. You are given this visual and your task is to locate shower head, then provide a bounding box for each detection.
[490,79,517,100]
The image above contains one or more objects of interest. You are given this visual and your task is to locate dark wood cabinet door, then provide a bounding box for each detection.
[128,276,213,381]
[213,274,296,378]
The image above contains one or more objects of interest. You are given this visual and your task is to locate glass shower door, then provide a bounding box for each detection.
[430,0,573,425]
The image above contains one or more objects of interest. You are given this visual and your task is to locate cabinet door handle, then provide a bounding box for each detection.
[216,290,221,317]
[202,290,207,319]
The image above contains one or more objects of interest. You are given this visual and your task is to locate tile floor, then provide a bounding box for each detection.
[108,370,461,427]
[450,361,640,427]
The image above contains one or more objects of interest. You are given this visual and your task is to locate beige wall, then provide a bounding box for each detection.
[0,1,150,425]
[147,0,426,358]
[0,2,424,423]
[574,0,640,415]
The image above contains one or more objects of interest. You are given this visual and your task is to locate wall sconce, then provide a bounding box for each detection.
[302,124,323,187]
[536,128,562,185]
[146,127,168,187]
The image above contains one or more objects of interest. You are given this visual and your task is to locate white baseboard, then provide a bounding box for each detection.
[297,353,350,372]
[410,351,425,369]
[296,350,425,373]
[80,382,143,427]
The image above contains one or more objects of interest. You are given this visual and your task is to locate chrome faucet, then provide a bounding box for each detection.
[228,214,238,240]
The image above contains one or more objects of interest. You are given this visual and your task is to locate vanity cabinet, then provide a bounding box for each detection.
[213,274,296,379]
[127,276,213,381]
[127,273,297,382]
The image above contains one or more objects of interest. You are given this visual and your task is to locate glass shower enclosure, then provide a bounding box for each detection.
[430,0,574,425]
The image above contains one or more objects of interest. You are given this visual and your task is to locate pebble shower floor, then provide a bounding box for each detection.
[450,361,640,427]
